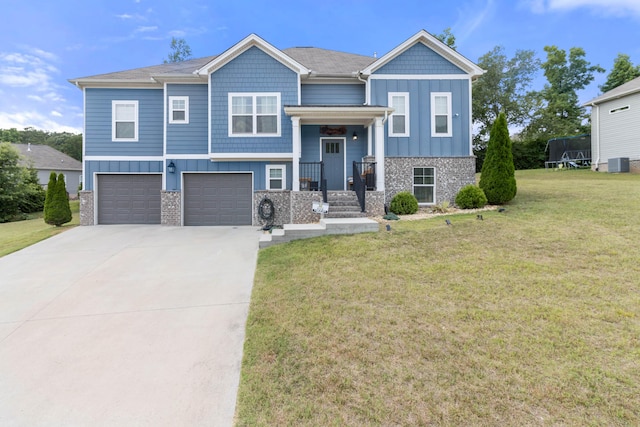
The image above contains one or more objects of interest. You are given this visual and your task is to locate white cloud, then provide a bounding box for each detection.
[50,110,63,117]
[116,13,133,19]
[0,111,81,134]
[453,0,496,45]
[522,0,640,15]
[135,25,158,33]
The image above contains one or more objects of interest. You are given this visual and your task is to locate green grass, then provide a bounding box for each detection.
[236,169,640,426]
[0,200,79,257]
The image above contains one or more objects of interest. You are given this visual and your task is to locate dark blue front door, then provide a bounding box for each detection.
[323,138,344,190]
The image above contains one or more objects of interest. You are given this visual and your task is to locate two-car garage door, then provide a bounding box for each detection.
[97,173,252,226]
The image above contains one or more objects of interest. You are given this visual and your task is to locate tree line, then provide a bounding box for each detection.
[436,29,640,171]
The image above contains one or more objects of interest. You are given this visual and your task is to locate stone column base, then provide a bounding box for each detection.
[79,191,94,226]
[161,191,181,226]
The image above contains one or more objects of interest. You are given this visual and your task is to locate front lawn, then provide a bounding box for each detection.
[0,200,79,257]
[236,169,640,426]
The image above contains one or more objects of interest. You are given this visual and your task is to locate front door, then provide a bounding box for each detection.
[322,138,344,190]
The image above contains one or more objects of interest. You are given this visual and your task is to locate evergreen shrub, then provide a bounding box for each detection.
[389,191,419,215]
[455,185,488,209]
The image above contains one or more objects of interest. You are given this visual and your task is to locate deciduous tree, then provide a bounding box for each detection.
[164,37,192,63]
[600,53,640,93]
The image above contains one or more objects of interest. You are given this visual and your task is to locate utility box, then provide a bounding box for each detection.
[608,157,630,173]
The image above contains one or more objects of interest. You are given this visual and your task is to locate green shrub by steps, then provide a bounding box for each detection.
[455,185,488,209]
[390,191,419,215]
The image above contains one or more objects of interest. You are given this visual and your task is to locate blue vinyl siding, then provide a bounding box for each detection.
[301,84,365,105]
[376,43,466,75]
[166,84,208,154]
[300,125,368,164]
[210,46,298,153]
[163,159,292,191]
[371,79,471,157]
[85,88,163,156]
[84,160,163,190]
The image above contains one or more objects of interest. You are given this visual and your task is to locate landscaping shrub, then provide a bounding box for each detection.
[389,191,418,215]
[479,112,517,204]
[44,173,72,227]
[455,185,488,209]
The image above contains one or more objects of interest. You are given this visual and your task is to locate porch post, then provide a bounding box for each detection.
[292,116,301,191]
[374,117,385,191]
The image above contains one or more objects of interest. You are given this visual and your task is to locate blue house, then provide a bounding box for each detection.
[69,30,484,226]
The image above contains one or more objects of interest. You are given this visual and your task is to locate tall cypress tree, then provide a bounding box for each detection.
[44,173,72,226]
[479,112,517,204]
[43,172,57,224]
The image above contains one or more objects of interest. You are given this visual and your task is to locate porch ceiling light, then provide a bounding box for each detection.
[168,161,176,174]
[352,131,358,141]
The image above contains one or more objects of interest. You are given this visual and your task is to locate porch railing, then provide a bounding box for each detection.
[299,161,327,202]
[354,162,376,191]
[352,161,366,212]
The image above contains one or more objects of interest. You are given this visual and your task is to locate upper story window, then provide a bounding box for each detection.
[388,92,410,137]
[112,100,138,141]
[431,92,452,137]
[266,164,286,190]
[169,96,189,124]
[229,93,281,137]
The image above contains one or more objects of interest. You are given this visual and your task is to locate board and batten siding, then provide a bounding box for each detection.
[210,46,298,154]
[596,93,640,161]
[85,88,163,156]
[370,79,471,157]
[375,43,466,75]
[301,84,365,105]
[166,84,208,155]
[163,159,292,192]
[83,160,162,191]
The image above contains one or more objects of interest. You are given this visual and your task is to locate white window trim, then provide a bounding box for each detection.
[413,166,436,205]
[388,92,410,137]
[169,96,189,124]
[112,100,139,142]
[266,164,286,190]
[431,92,452,138]
[228,92,281,137]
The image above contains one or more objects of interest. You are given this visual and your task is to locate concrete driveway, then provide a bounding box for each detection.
[0,225,260,427]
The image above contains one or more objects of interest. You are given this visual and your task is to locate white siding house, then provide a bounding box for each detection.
[584,76,640,173]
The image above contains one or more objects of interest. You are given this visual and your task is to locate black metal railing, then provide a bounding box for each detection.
[299,161,327,202]
[352,161,366,212]
[354,162,376,191]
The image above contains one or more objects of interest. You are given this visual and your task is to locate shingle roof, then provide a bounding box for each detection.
[584,76,640,106]
[11,144,82,171]
[70,47,375,83]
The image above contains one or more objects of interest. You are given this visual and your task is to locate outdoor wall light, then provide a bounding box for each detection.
[167,161,176,174]
[352,131,358,141]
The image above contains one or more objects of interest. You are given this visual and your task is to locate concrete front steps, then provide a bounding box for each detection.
[259,218,380,248]
[325,192,366,219]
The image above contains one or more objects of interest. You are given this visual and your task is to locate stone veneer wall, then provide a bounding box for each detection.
[254,191,292,227]
[161,191,181,226]
[290,191,325,224]
[365,191,385,216]
[385,157,476,205]
[79,191,94,226]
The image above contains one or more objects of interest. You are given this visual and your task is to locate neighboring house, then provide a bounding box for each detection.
[584,76,640,173]
[69,30,484,226]
[11,143,82,195]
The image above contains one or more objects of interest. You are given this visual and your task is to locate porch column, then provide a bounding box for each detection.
[374,117,385,191]
[292,116,301,191]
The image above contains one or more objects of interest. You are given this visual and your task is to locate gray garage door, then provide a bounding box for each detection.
[183,173,252,226]
[97,174,161,224]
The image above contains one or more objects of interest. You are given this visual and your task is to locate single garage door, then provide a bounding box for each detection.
[97,174,161,224]
[183,173,252,226]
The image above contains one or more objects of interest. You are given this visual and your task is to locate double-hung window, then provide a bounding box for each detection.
[431,92,452,137]
[266,165,286,190]
[229,93,280,136]
[112,101,138,141]
[388,92,409,137]
[413,167,435,204]
[169,96,189,124]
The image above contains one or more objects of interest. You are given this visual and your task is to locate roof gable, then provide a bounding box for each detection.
[361,30,484,78]
[196,34,309,76]
[584,76,640,106]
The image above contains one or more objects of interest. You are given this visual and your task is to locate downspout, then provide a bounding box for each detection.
[594,104,600,171]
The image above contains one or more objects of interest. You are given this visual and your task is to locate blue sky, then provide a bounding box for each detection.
[1,0,639,134]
